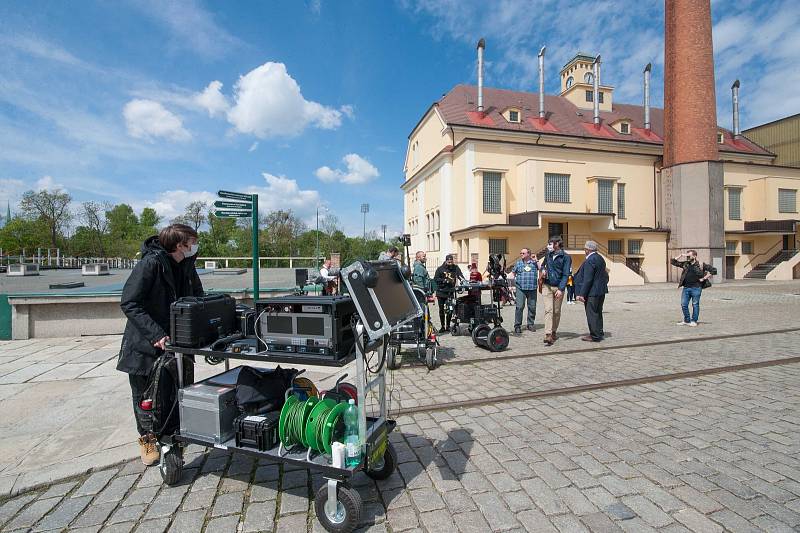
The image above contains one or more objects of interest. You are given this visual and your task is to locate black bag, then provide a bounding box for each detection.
[701,263,716,289]
[701,278,712,289]
[235,366,298,415]
[140,354,194,438]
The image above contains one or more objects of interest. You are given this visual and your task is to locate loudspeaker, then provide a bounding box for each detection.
[295,268,308,287]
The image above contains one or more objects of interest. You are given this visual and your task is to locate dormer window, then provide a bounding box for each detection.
[610,119,632,134]
[566,76,574,89]
[620,122,630,134]
[717,132,724,143]
[504,108,521,123]
[584,72,594,84]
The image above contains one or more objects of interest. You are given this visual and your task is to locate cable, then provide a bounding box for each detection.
[281,396,308,447]
[254,309,268,352]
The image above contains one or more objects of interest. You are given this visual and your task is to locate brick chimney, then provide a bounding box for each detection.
[660,0,725,282]
[663,0,719,167]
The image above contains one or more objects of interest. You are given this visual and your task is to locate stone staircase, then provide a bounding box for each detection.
[744,250,798,279]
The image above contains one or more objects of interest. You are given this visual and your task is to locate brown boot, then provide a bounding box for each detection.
[138,434,160,466]
[551,332,558,341]
[544,334,553,346]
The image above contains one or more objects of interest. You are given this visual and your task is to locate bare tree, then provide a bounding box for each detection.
[320,213,341,238]
[19,189,73,249]
[173,201,208,231]
[80,201,112,256]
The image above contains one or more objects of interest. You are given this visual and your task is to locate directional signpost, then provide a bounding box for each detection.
[215,190,259,300]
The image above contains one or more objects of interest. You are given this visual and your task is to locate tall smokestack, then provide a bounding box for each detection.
[593,55,601,126]
[538,46,546,118]
[477,38,485,112]
[731,79,740,138]
[644,63,652,131]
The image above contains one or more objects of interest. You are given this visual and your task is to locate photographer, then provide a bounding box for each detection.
[433,254,464,333]
[671,250,714,327]
[117,224,203,466]
[510,248,538,335]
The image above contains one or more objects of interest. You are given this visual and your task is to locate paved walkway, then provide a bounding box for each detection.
[0,280,798,531]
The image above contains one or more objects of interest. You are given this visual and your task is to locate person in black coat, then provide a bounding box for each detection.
[574,240,609,342]
[117,224,203,465]
[433,254,464,333]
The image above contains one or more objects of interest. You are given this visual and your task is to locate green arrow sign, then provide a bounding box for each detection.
[214,200,251,209]
[215,210,251,218]
[218,190,252,201]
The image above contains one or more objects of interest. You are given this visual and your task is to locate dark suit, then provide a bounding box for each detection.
[575,252,609,341]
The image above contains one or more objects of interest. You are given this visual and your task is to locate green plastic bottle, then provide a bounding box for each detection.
[343,399,361,468]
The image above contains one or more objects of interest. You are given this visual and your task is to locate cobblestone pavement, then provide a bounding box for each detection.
[1,361,798,532]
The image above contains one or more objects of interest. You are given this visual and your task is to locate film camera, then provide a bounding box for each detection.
[486,253,507,282]
[399,234,412,247]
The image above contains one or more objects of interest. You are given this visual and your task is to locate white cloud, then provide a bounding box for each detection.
[315,154,380,185]
[339,104,355,119]
[246,173,321,219]
[35,175,66,192]
[134,189,217,222]
[226,62,344,138]
[0,34,86,68]
[248,142,259,152]
[123,99,191,142]
[310,0,322,15]
[194,80,230,117]
[0,178,28,211]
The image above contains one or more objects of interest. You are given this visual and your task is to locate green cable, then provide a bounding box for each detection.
[282,398,307,447]
[312,403,336,452]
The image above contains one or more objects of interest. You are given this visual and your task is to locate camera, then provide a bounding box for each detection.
[400,234,411,247]
[486,254,507,281]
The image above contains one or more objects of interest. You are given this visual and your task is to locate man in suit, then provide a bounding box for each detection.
[575,240,609,342]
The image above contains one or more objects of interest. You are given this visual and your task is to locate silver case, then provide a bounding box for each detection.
[179,383,238,445]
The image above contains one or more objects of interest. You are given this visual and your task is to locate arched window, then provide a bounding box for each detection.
[566,76,574,89]
[584,72,594,84]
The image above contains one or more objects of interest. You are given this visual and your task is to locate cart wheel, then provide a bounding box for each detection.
[425,346,438,370]
[471,323,490,345]
[386,345,400,370]
[314,482,362,533]
[160,447,183,486]
[366,442,397,480]
[487,327,510,352]
[450,324,459,336]
[204,355,223,365]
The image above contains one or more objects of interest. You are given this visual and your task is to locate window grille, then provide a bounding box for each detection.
[483,172,502,213]
[598,179,613,213]
[742,241,753,254]
[489,239,507,255]
[508,110,519,122]
[607,239,623,255]
[544,173,570,203]
[726,241,737,254]
[779,189,797,213]
[617,183,626,219]
[728,188,741,220]
[627,239,643,255]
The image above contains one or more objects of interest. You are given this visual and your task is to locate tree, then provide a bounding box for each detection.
[78,201,111,256]
[139,207,161,230]
[19,189,72,249]
[260,210,307,258]
[173,201,207,231]
[106,204,140,257]
[0,217,49,255]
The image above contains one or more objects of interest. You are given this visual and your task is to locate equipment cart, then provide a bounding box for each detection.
[159,322,396,533]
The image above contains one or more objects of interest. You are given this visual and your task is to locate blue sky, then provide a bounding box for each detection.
[1,0,798,237]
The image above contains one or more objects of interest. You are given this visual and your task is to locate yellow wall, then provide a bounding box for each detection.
[722,163,800,226]
[404,109,451,180]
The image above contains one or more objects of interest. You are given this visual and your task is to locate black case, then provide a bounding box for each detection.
[170,294,237,347]
[234,412,280,451]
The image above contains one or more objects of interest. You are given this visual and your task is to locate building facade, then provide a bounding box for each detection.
[743,113,800,169]
[402,54,800,284]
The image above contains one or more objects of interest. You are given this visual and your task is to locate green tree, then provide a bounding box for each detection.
[260,210,307,259]
[0,217,50,255]
[106,204,140,257]
[172,201,207,231]
[19,189,72,249]
[78,201,111,256]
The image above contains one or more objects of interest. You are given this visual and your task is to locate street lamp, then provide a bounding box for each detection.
[361,203,369,241]
[381,224,387,242]
[315,205,328,269]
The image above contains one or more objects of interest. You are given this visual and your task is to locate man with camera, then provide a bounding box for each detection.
[670,250,714,326]
[540,236,572,346]
[433,254,464,333]
[510,248,538,335]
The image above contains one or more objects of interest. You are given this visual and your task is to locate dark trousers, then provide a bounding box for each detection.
[584,295,605,340]
[129,374,150,436]
[437,296,451,329]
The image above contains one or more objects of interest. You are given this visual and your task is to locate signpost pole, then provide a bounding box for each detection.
[251,194,259,301]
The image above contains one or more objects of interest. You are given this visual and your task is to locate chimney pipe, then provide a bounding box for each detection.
[538,45,546,119]
[593,55,601,126]
[644,63,652,131]
[731,79,740,138]
[477,38,485,112]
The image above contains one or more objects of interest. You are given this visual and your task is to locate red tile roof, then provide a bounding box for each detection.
[436,85,772,157]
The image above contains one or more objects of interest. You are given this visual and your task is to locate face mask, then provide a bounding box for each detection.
[547,244,555,252]
[184,243,199,257]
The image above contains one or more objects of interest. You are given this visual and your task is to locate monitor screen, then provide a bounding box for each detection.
[296,316,325,336]
[265,315,292,334]
[374,266,418,326]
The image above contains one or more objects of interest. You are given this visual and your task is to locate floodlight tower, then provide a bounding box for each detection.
[361,203,369,241]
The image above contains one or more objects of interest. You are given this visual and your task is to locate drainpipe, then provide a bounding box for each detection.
[644,63,652,131]
[732,79,740,138]
[477,38,485,112]
[593,55,601,126]
[538,45,546,118]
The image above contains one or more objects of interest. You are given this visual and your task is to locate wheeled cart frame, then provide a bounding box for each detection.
[159,324,396,533]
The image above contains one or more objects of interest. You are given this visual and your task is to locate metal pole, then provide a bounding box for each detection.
[251,194,259,301]
[316,207,320,269]
[382,224,387,242]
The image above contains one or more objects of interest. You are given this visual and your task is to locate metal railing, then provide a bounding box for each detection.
[198,256,322,269]
[1,254,139,269]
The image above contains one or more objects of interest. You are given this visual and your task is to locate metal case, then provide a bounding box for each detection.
[179,381,239,445]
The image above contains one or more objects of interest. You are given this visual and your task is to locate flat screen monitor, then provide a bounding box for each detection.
[296,316,325,336]
[265,315,292,334]
[341,260,422,340]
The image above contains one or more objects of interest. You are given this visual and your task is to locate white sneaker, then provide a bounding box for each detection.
[676,321,688,326]
[689,322,698,327]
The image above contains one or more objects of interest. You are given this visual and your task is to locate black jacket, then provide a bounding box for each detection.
[670,258,714,288]
[433,263,464,298]
[575,252,609,297]
[117,236,203,375]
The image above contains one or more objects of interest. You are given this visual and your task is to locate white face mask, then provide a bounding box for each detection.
[184,243,199,257]
[546,243,555,252]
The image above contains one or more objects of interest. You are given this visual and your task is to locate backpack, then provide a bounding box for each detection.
[235,365,298,415]
[140,354,194,438]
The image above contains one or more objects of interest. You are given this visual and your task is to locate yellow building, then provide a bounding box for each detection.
[402,53,800,284]
[743,113,800,168]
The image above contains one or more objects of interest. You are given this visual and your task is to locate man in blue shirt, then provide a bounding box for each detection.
[541,235,572,346]
[510,247,538,335]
